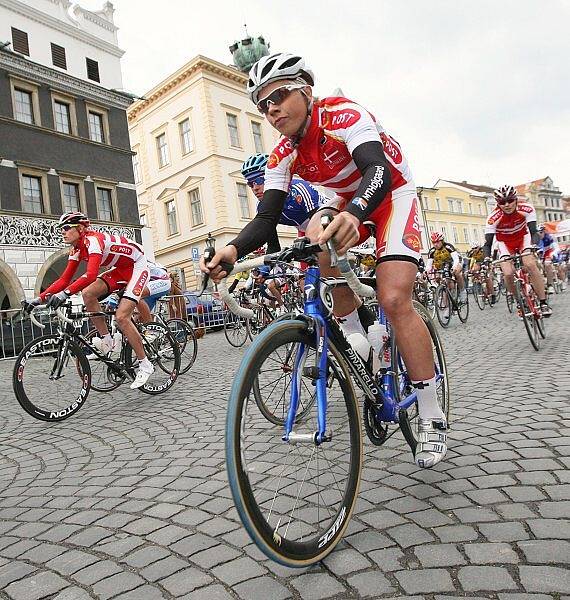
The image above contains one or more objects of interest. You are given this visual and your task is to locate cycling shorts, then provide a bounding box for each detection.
[317,181,421,265]
[99,256,149,302]
[497,233,532,258]
[142,279,172,311]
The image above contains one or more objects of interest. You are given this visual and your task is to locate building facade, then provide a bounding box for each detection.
[0,0,139,308]
[418,180,494,254]
[128,55,286,291]
[515,177,567,239]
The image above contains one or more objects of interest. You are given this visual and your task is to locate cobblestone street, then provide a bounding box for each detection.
[0,293,568,600]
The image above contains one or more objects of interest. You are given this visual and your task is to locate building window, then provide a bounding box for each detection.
[452,227,459,243]
[463,227,469,243]
[237,183,251,219]
[166,200,178,236]
[11,27,29,56]
[54,100,72,134]
[189,189,204,226]
[22,175,44,214]
[132,152,141,184]
[86,58,100,82]
[435,198,441,211]
[14,88,35,124]
[441,225,448,239]
[140,213,147,227]
[96,187,114,221]
[226,113,241,147]
[51,43,67,69]
[179,118,193,155]
[479,204,484,215]
[473,228,479,243]
[456,200,463,214]
[469,202,473,214]
[251,121,264,153]
[448,199,454,213]
[62,182,80,212]
[88,111,105,143]
[156,133,169,167]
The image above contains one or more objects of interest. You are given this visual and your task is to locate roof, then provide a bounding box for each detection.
[435,179,491,197]
[446,180,495,194]
[516,177,550,194]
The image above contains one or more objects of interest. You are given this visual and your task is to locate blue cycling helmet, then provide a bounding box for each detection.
[241,153,268,180]
[253,265,271,277]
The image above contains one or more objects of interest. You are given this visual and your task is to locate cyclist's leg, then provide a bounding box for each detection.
[82,278,113,336]
[497,242,516,295]
[137,287,153,323]
[522,253,546,302]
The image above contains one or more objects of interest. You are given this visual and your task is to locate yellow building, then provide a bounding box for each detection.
[127,55,286,290]
[418,179,495,254]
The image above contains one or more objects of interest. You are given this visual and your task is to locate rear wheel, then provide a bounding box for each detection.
[223,311,249,347]
[435,285,451,328]
[167,318,198,373]
[82,329,126,392]
[473,281,485,310]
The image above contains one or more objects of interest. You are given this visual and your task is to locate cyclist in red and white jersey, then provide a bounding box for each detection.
[483,185,551,317]
[23,212,155,387]
[202,53,447,468]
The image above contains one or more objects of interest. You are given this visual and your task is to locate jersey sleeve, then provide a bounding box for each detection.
[485,216,497,234]
[322,101,382,155]
[524,205,537,223]
[40,253,80,300]
[264,139,294,193]
[290,180,319,212]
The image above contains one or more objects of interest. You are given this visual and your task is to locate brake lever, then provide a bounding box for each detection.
[321,214,338,268]
[199,246,216,296]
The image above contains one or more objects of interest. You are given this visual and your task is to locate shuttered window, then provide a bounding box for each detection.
[51,43,67,69]
[86,58,100,82]
[11,28,29,56]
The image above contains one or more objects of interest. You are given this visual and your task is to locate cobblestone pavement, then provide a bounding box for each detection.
[0,292,568,600]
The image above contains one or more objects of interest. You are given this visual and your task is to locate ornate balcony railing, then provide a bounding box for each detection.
[0,214,136,247]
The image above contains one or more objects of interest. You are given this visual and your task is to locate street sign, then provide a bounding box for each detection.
[191,247,200,262]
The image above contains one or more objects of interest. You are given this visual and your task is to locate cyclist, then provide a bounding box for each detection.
[426,232,466,301]
[137,260,171,323]
[467,242,495,304]
[250,265,285,311]
[241,153,328,252]
[483,185,552,317]
[23,212,155,388]
[537,225,559,295]
[201,52,447,468]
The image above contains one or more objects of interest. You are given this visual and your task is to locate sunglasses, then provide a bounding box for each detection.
[246,175,265,188]
[257,84,306,115]
[496,198,517,206]
[59,224,80,232]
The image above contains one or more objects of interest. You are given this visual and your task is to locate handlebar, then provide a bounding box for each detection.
[28,303,85,329]
[493,248,537,265]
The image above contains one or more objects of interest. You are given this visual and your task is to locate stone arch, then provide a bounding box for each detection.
[35,248,70,296]
[0,259,25,309]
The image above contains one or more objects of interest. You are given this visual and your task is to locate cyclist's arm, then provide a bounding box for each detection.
[39,258,80,300]
[527,220,539,245]
[450,251,461,268]
[483,233,495,258]
[344,141,392,222]
[266,226,281,254]
[229,189,288,258]
[65,252,103,295]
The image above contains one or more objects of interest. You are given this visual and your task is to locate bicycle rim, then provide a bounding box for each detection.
[473,282,485,310]
[515,282,540,351]
[168,319,198,373]
[224,312,249,348]
[457,292,469,323]
[435,286,451,328]
[13,334,91,421]
[226,320,362,567]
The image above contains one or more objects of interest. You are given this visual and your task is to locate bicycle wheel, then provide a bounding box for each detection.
[167,318,198,374]
[223,311,249,348]
[473,281,485,310]
[251,337,317,425]
[13,334,91,421]
[226,320,362,567]
[435,285,451,328]
[457,289,469,323]
[514,281,540,351]
[394,302,450,444]
[506,292,515,314]
[127,322,181,394]
[82,329,126,392]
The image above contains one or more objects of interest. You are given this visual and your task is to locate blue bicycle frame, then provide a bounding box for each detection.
[282,264,441,446]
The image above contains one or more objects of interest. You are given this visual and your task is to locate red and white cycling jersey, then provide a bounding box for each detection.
[265,96,413,201]
[485,203,536,246]
[69,231,145,267]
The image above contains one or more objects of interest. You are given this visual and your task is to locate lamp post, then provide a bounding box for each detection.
[205,232,216,250]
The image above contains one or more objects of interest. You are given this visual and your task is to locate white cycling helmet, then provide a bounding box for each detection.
[247,53,315,105]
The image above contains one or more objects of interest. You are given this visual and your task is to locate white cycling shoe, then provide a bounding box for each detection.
[130,364,154,389]
[415,418,448,469]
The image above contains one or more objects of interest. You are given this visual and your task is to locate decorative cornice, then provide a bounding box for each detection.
[128,56,247,121]
[73,3,118,34]
[0,0,123,56]
[0,50,132,109]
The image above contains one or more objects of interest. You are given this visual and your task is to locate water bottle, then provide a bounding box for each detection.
[112,332,122,356]
[367,321,390,370]
[346,332,372,364]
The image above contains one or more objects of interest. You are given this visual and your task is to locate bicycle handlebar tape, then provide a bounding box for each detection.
[337,256,376,298]
[219,280,254,319]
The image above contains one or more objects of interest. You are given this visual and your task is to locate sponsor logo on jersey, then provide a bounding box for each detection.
[295,162,319,179]
[321,108,361,130]
[518,203,534,214]
[380,132,403,165]
[352,197,368,211]
[269,138,295,169]
[361,165,386,202]
[295,194,303,205]
[110,244,133,256]
[487,210,502,225]
[132,270,149,298]
[402,198,421,252]
[267,152,280,169]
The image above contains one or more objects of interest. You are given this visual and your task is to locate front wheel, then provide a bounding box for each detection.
[435,285,451,328]
[457,289,470,323]
[473,281,485,310]
[167,318,198,374]
[13,334,91,421]
[223,311,249,348]
[514,280,540,351]
[226,320,362,567]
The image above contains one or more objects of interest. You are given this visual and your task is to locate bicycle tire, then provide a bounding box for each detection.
[393,302,450,446]
[506,292,515,314]
[13,334,91,422]
[457,290,469,323]
[514,280,540,351]
[223,311,249,348]
[226,319,362,567]
[167,318,198,373]
[435,285,451,328]
[126,322,181,394]
[473,281,485,310]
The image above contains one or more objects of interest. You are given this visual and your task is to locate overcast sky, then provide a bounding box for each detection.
[84,0,570,193]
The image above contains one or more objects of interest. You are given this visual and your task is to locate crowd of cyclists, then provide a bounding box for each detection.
[20,51,569,470]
